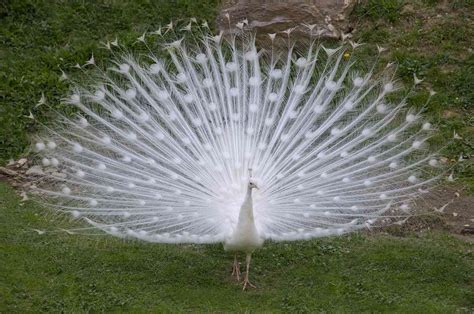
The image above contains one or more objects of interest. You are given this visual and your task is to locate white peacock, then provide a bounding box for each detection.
[33,20,443,290]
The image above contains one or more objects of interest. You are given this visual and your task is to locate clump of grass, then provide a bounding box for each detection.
[353,0,405,23]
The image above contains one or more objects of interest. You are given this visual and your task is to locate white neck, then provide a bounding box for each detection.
[237,186,254,226]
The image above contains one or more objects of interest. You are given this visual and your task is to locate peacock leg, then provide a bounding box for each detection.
[242,253,256,290]
[231,253,241,281]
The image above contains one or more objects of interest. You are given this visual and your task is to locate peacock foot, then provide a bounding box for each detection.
[231,254,241,281]
[231,261,241,281]
[242,277,256,290]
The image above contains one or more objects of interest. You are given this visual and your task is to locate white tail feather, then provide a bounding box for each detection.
[33,25,443,243]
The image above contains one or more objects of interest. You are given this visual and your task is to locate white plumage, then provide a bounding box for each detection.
[224,179,263,288]
[224,181,263,253]
[33,21,443,289]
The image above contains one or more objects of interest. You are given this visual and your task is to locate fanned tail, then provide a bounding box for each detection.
[32,21,444,243]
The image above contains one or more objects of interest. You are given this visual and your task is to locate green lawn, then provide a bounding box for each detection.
[1,0,473,312]
[0,0,219,164]
[1,182,473,312]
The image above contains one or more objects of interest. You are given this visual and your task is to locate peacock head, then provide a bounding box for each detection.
[248,180,259,190]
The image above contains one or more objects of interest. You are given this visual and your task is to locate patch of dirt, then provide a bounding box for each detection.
[0,158,40,200]
[0,172,9,183]
[440,190,474,242]
[422,185,474,234]
[442,110,462,119]
[380,185,474,242]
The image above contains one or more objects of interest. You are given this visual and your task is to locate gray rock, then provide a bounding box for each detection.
[52,172,67,179]
[17,158,28,167]
[0,166,18,176]
[217,0,356,39]
[25,165,44,176]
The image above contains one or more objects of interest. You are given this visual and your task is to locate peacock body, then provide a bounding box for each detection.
[224,180,263,252]
[33,21,443,288]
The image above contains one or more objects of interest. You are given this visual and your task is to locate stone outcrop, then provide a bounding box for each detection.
[217,0,357,39]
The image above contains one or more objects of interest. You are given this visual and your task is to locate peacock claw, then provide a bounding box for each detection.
[242,278,256,290]
[241,253,256,290]
[231,254,241,281]
[231,263,241,281]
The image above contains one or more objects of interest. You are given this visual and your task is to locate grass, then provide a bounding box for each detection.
[352,0,474,193]
[353,0,405,23]
[351,0,473,191]
[0,182,473,312]
[0,0,218,164]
